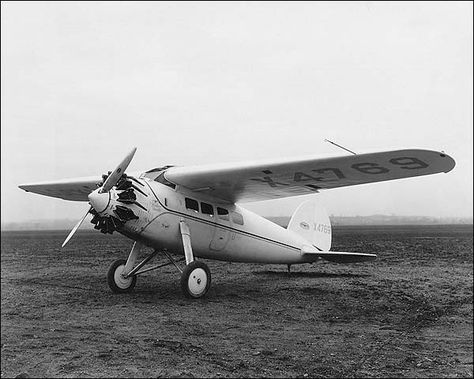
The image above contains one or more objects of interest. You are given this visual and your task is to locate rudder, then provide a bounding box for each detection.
[287,199,332,251]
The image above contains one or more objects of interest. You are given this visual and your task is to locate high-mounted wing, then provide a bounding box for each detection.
[165,149,455,203]
[18,176,101,201]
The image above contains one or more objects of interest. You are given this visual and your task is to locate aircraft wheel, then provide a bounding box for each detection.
[107,259,137,293]
[180,261,211,299]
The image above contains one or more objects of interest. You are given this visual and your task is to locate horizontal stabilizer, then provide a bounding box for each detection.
[301,246,377,263]
[317,252,377,263]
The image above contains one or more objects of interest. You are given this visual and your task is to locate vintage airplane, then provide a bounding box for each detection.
[19,147,455,298]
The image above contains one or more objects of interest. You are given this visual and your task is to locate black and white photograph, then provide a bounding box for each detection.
[1,2,472,378]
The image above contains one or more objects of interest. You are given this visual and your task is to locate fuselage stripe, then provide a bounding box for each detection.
[143,180,302,252]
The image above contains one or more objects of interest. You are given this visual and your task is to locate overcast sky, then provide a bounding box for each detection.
[2,1,472,224]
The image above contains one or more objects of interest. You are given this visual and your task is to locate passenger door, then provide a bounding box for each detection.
[209,206,231,251]
[209,226,230,251]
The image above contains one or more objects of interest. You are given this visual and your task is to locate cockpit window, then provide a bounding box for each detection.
[141,165,175,181]
[201,202,214,216]
[185,198,199,212]
[217,207,229,221]
[154,173,176,189]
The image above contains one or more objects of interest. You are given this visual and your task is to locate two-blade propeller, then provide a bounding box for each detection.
[61,147,137,248]
[61,206,93,248]
[101,147,137,193]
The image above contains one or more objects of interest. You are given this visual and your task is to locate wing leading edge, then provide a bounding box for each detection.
[165,149,455,203]
[18,149,455,203]
[18,176,101,201]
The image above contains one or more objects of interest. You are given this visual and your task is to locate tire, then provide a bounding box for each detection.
[180,261,211,299]
[107,259,137,293]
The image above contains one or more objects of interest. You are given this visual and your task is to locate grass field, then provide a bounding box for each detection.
[1,225,472,378]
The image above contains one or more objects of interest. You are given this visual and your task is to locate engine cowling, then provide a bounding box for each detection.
[88,175,147,234]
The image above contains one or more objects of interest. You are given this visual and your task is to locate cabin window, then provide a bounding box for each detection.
[217,207,229,221]
[185,198,199,212]
[231,211,244,225]
[201,202,214,216]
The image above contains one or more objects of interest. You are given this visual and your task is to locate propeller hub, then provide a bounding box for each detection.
[88,188,111,214]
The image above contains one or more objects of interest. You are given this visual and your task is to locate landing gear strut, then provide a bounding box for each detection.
[179,220,211,298]
[106,241,184,295]
[106,222,212,299]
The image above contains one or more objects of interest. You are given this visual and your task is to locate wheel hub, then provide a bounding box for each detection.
[188,268,207,296]
[114,264,134,289]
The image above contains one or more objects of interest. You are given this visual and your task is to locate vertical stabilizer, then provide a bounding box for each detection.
[287,199,332,251]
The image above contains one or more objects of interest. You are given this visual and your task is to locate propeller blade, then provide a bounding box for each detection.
[62,207,92,248]
[102,147,137,192]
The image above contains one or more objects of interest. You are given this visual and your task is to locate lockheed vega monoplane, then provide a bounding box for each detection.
[19,147,455,298]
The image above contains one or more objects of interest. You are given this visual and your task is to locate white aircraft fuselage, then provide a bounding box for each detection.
[98,175,314,265]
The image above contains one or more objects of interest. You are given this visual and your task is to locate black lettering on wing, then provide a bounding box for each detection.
[352,163,389,175]
[389,157,429,170]
[294,172,317,182]
[294,168,345,183]
[312,168,345,181]
[250,176,290,188]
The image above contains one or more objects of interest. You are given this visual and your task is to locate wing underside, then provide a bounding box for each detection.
[18,149,455,203]
[19,176,101,201]
[165,149,455,203]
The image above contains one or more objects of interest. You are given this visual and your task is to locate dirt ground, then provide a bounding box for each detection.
[1,225,472,378]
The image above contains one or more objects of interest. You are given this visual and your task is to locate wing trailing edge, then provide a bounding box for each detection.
[165,149,456,203]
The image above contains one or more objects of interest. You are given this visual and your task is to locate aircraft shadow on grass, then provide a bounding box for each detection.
[253,270,371,278]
